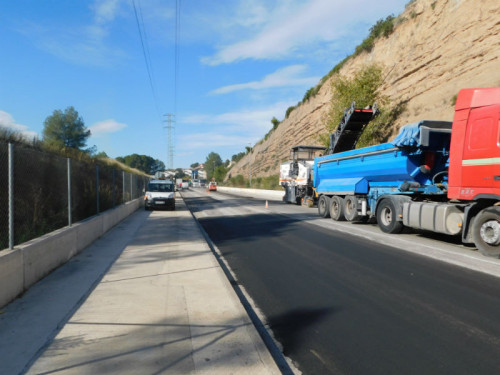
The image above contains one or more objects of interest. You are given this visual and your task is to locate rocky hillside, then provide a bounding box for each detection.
[227,0,500,182]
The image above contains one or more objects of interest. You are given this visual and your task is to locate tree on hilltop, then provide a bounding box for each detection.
[116,154,165,174]
[42,106,90,150]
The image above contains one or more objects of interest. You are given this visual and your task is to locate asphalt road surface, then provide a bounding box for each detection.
[183,188,500,375]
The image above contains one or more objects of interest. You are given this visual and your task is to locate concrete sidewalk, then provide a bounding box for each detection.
[0,197,282,375]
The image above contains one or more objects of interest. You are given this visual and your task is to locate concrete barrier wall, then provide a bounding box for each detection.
[0,250,24,309]
[217,186,284,201]
[0,198,143,308]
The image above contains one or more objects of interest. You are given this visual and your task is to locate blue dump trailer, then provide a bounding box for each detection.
[313,120,455,233]
[289,88,500,257]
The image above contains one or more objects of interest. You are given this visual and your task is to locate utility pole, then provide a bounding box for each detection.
[163,114,175,170]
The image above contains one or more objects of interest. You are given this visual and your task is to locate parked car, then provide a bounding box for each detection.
[192,179,201,187]
[209,181,217,191]
[144,179,175,210]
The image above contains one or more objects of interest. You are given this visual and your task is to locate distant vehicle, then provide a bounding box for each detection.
[182,180,189,189]
[144,179,175,210]
[192,179,201,187]
[176,178,183,190]
[200,179,207,187]
[209,181,217,191]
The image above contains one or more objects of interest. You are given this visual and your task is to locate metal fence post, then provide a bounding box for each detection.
[122,171,125,202]
[96,165,100,213]
[130,173,133,201]
[8,143,14,250]
[67,158,72,227]
[112,169,116,207]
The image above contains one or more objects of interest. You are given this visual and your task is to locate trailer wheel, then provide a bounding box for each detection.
[344,195,360,221]
[330,196,345,221]
[472,207,500,258]
[376,199,403,234]
[318,195,331,218]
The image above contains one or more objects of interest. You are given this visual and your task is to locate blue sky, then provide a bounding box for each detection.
[0,0,407,168]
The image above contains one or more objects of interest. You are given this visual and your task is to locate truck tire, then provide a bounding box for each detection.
[330,196,345,221]
[343,195,360,221]
[472,207,500,258]
[376,198,404,234]
[318,195,331,218]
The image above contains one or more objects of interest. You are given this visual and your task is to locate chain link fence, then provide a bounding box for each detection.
[0,141,149,251]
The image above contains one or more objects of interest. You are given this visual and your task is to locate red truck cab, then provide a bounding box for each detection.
[448,87,500,200]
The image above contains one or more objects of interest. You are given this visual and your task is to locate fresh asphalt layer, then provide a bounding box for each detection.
[0,196,282,375]
[182,188,500,375]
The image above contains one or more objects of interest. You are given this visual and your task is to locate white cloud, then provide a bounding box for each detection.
[201,0,403,65]
[0,111,39,139]
[182,101,293,132]
[178,133,254,149]
[211,64,320,95]
[202,0,339,65]
[17,0,127,66]
[179,101,295,153]
[89,119,127,136]
[92,0,121,25]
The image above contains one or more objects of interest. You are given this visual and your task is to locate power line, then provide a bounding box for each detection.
[132,0,161,119]
[174,0,181,115]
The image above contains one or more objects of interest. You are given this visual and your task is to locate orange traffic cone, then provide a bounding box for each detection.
[265,200,269,209]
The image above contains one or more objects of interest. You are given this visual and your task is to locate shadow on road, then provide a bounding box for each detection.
[267,307,337,355]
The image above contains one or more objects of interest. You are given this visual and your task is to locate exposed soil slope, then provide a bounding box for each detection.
[228,0,500,181]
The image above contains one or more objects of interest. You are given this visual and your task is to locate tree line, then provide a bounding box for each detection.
[0,106,165,175]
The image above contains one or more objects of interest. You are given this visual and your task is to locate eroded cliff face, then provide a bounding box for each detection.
[228,0,500,181]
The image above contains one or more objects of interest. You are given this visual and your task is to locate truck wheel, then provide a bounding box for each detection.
[472,207,500,258]
[318,195,331,218]
[376,199,403,234]
[343,195,360,221]
[330,196,345,221]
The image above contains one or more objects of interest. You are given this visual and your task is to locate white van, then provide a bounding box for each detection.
[144,179,175,210]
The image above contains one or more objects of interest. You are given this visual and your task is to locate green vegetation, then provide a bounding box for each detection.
[0,126,40,147]
[251,175,280,190]
[450,94,458,106]
[42,106,91,150]
[231,151,247,164]
[204,152,223,181]
[354,15,395,57]
[285,105,297,119]
[116,154,165,175]
[227,4,417,177]
[214,164,228,182]
[225,174,279,190]
[282,14,397,122]
[271,117,280,130]
[0,131,148,250]
[226,174,246,187]
[302,85,321,103]
[321,64,406,148]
